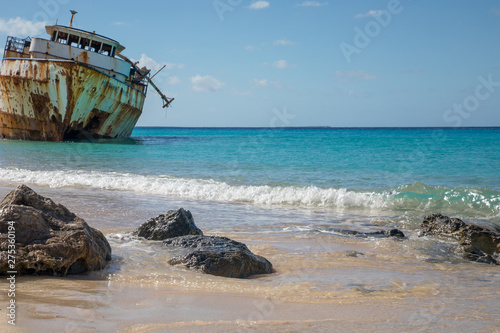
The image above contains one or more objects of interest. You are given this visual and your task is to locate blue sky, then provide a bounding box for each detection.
[1,0,499,127]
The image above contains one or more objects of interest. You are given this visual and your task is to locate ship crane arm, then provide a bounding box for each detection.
[117,54,174,108]
[145,75,174,108]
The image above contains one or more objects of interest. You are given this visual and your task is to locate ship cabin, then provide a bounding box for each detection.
[3,24,147,92]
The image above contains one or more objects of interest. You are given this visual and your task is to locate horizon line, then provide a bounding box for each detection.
[134,126,500,129]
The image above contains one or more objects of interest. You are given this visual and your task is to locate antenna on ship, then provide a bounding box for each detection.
[69,10,78,27]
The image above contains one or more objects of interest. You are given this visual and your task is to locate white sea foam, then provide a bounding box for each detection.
[0,167,499,217]
[0,167,390,210]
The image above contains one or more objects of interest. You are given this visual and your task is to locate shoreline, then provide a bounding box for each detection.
[0,282,470,333]
[1,184,500,332]
[3,265,500,333]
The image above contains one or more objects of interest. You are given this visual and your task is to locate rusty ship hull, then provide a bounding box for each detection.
[0,13,173,142]
[0,58,145,141]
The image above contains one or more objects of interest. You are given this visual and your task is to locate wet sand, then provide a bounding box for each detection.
[1,185,500,332]
[0,284,480,333]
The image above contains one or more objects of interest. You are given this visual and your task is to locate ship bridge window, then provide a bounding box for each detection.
[100,43,112,56]
[80,37,90,50]
[68,34,81,48]
[56,32,69,44]
[90,40,102,53]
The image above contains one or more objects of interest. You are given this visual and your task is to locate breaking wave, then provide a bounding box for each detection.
[0,168,499,218]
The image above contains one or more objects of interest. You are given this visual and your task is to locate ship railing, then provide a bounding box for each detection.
[131,67,149,84]
[4,36,31,58]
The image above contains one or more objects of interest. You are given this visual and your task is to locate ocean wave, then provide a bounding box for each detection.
[391,182,500,217]
[0,168,498,217]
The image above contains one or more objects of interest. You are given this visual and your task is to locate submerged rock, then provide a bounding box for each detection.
[420,213,500,265]
[135,208,203,240]
[0,185,112,276]
[165,235,274,278]
[377,228,406,238]
[329,227,405,239]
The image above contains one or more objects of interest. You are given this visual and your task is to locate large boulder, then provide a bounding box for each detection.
[419,213,500,265]
[165,235,274,278]
[0,185,112,276]
[135,208,203,240]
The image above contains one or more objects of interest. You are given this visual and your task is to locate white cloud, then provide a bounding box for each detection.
[336,70,377,82]
[491,8,500,16]
[167,76,181,85]
[354,10,383,18]
[273,60,289,69]
[135,53,184,72]
[191,74,225,92]
[112,21,127,26]
[245,45,255,51]
[295,1,328,7]
[274,38,296,46]
[0,17,46,36]
[253,79,269,86]
[249,1,270,10]
[252,79,289,89]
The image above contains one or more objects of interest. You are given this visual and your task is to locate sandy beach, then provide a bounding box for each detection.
[1,185,499,332]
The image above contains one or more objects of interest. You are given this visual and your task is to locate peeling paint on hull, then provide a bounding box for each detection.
[0,59,145,141]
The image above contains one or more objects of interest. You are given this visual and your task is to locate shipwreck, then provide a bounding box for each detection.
[0,11,173,141]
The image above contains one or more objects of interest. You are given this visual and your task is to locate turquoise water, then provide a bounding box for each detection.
[2,127,500,332]
[0,127,499,221]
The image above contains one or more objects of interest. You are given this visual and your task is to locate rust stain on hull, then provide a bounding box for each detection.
[0,59,145,141]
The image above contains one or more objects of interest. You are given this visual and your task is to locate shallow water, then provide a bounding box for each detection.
[1,128,499,332]
[1,185,499,332]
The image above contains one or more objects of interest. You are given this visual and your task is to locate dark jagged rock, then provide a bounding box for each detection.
[135,208,203,240]
[325,227,405,239]
[164,235,274,278]
[360,228,405,238]
[0,185,111,276]
[137,210,273,278]
[385,228,406,238]
[420,213,500,265]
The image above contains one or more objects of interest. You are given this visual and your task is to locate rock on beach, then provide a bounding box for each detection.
[135,208,274,278]
[0,185,112,276]
[135,208,203,240]
[165,235,274,278]
[420,213,500,265]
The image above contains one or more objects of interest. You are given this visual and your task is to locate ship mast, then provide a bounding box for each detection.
[69,10,77,27]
